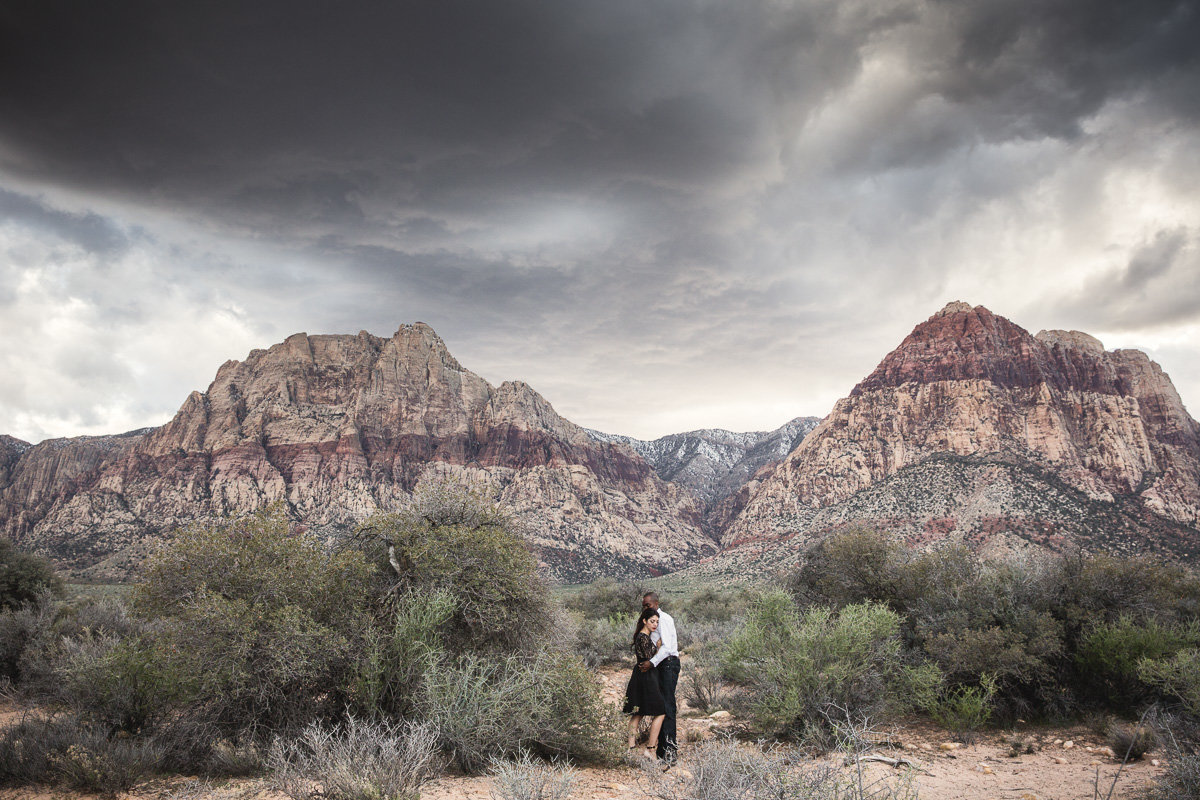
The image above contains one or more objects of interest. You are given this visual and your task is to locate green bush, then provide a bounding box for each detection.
[54,634,180,734]
[1140,648,1200,715]
[788,527,907,609]
[1076,616,1200,709]
[0,539,62,610]
[347,590,455,718]
[677,586,758,623]
[354,480,550,654]
[929,674,998,742]
[0,596,50,683]
[135,507,376,735]
[721,591,922,736]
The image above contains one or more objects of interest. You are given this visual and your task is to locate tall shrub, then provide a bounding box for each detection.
[135,506,375,734]
[721,590,931,736]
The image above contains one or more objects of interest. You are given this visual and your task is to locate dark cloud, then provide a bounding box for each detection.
[3,0,1188,224]
[1048,227,1200,332]
[0,188,131,255]
[1,0,1199,440]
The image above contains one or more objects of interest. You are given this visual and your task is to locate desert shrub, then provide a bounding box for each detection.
[354,480,550,653]
[0,715,162,791]
[572,612,630,667]
[347,590,455,718]
[1108,722,1157,761]
[0,597,50,683]
[1140,716,1200,800]
[683,668,727,714]
[419,651,621,772]
[907,556,1065,716]
[0,539,62,610]
[640,739,873,800]
[1054,550,1200,632]
[563,577,644,621]
[156,590,361,733]
[679,618,743,659]
[929,674,997,742]
[1076,617,1200,709]
[1140,648,1200,714]
[268,716,440,800]
[1142,753,1200,800]
[138,505,373,631]
[488,749,577,800]
[789,527,907,609]
[54,633,181,734]
[678,586,758,623]
[136,507,376,735]
[721,591,923,736]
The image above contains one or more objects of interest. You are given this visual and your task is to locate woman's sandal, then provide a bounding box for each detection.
[642,745,659,761]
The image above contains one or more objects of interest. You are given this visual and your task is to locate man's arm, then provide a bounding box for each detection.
[650,613,677,667]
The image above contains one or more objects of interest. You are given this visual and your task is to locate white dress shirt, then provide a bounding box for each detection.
[649,608,679,667]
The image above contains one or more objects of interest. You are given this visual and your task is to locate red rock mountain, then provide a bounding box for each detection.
[713,302,1200,573]
[0,324,713,581]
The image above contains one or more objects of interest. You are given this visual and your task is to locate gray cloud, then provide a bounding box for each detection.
[0,0,1198,440]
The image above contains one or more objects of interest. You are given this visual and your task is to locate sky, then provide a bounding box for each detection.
[1,0,1198,443]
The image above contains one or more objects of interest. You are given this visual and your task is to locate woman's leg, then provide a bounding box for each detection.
[628,714,641,748]
[644,714,665,757]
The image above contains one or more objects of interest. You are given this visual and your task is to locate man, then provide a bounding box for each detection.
[639,591,678,762]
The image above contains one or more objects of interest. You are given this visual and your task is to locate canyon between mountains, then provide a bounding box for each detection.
[2,302,1199,584]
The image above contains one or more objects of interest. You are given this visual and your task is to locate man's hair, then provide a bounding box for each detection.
[643,591,659,602]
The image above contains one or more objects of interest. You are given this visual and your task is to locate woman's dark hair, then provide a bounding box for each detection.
[632,607,659,646]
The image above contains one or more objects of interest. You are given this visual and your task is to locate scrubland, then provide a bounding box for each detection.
[3,492,1199,799]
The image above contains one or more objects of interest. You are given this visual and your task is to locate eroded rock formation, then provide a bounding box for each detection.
[0,324,713,581]
[724,304,1200,558]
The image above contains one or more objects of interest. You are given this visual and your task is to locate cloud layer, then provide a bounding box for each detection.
[1,0,1198,441]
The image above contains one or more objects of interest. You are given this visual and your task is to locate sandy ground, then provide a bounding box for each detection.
[0,668,1166,800]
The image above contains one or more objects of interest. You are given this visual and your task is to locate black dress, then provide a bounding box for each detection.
[622,632,667,716]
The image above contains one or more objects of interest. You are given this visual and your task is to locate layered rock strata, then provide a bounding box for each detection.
[725,303,1200,555]
[0,324,713,582]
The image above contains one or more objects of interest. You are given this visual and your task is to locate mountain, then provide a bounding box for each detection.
[705,302,1200,575]
[585,417,821,511]
[0,324,714,582]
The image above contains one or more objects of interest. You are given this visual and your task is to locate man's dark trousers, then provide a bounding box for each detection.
[656,656,680,761]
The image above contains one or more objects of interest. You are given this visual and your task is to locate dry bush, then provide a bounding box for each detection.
[488,749,577,800]
[637,738,910,800]
[268,716,440,800]
[1108,723,1157,761]
[0,715,162,792]
[420,651,622,772]
[684,669,727,714]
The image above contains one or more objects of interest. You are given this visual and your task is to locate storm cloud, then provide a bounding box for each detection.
[1,0,1198,441]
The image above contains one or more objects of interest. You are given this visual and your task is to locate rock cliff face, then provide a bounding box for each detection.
[0,324,713,582]
[586,417,821,511]
[723,303,1200,558]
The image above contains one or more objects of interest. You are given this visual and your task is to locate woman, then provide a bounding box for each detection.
[621,607,667,759]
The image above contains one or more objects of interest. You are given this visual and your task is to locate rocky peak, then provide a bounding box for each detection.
[932,300,974,318]
[728,303,1200,550]
[2,323,713,582]
[1036,329,1106,355]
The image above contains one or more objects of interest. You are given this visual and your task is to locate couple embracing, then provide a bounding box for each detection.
[621,591,679,764]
